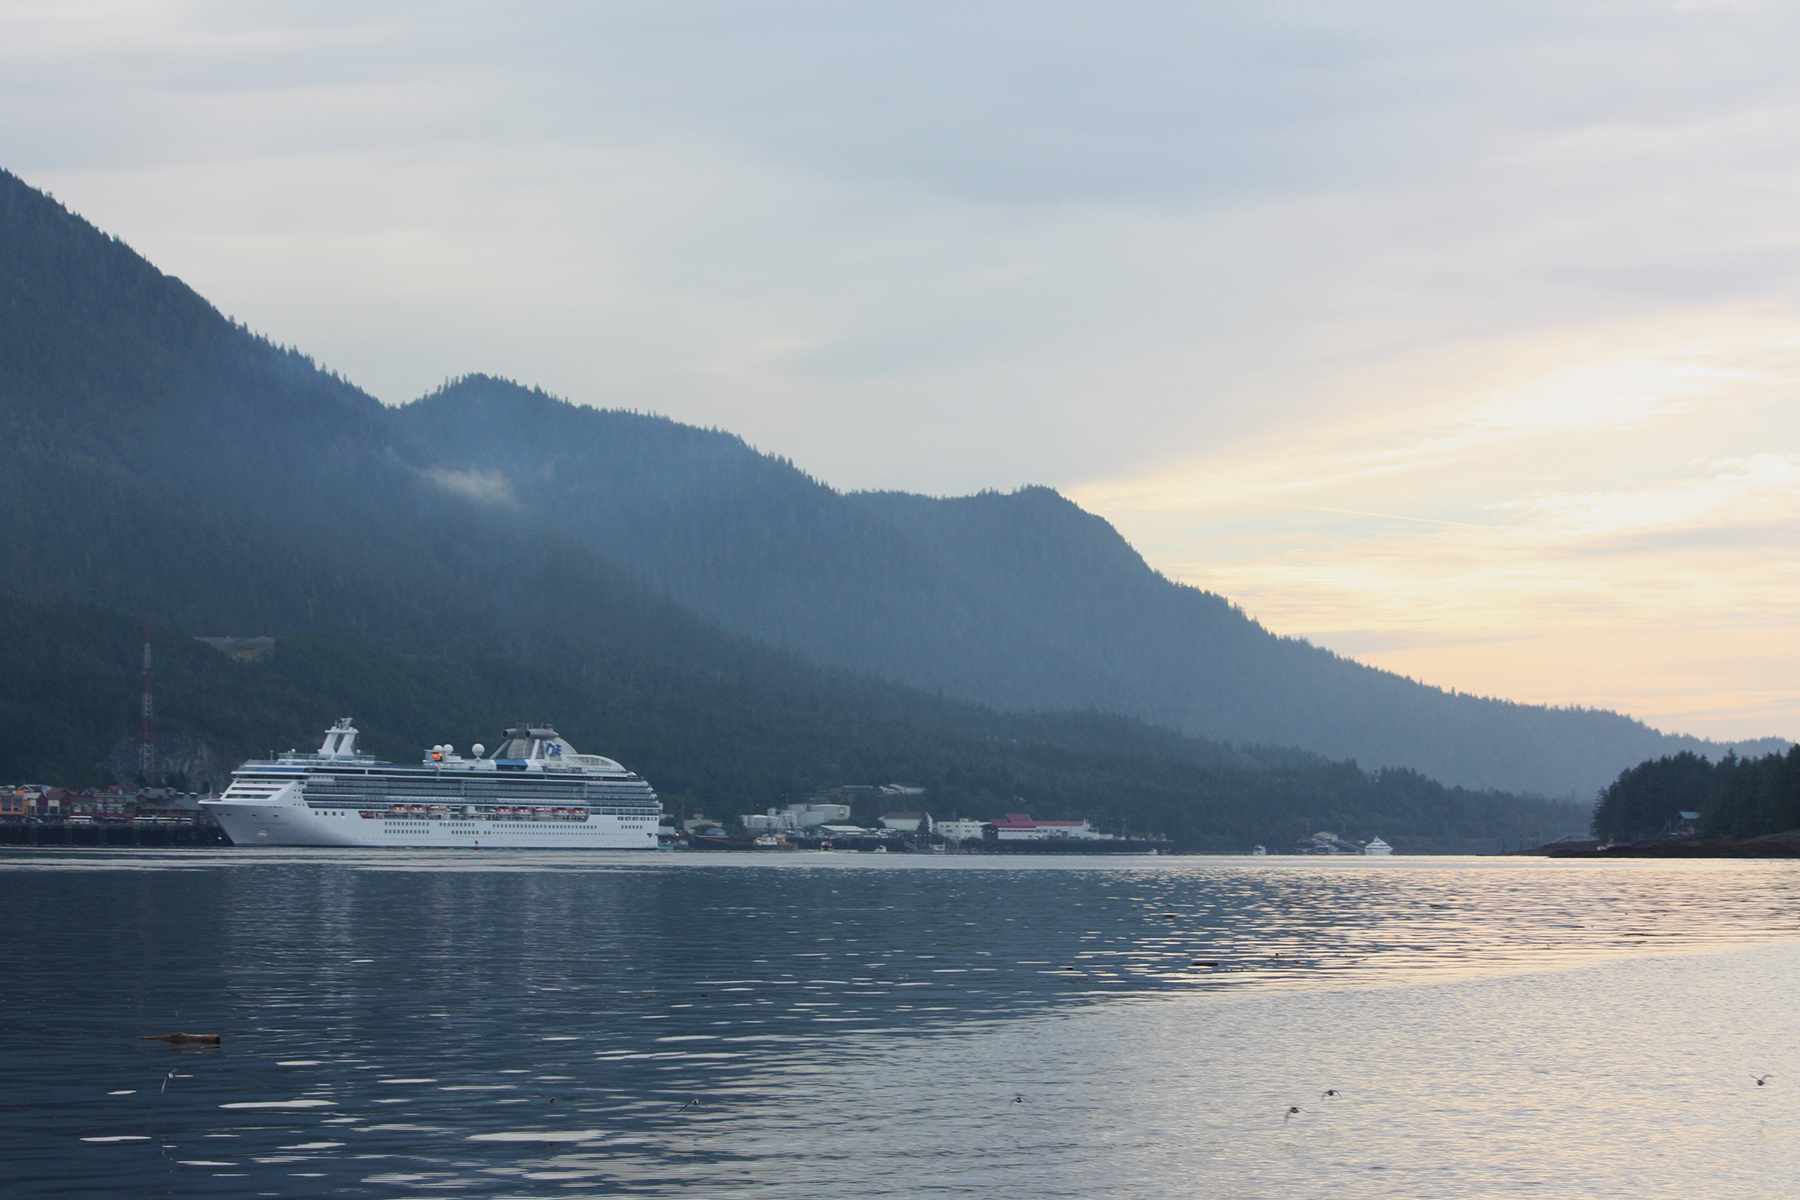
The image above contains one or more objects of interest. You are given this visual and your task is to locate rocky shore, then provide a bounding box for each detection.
[1538,833,1800,859]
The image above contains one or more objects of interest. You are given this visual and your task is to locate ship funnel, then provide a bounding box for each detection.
[318,720,359,757]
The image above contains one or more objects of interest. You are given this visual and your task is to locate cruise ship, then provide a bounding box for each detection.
[202,719,661,848]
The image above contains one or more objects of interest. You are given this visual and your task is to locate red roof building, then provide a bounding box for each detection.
[984,813,1110,841]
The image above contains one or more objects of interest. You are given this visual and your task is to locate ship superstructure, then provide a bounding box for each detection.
[202,719,660,848]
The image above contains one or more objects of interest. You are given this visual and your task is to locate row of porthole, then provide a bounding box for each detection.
[363,813,653,819]
[379,822,600,828]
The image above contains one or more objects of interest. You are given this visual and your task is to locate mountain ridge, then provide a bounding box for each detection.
[1,164,1609,852]
[393,374,1785,796]
[0,165,1779,810]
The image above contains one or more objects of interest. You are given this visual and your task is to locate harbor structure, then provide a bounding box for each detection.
[985,813,1114,841]
[742,802,853,833]
[935,818,987,842]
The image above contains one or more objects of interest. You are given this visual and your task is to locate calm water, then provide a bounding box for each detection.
[2,851,1797,1198]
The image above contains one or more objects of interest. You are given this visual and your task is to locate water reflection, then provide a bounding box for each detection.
[2,852,1796,1197]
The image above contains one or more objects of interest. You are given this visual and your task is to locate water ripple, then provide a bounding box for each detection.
[2,851,1797,1197]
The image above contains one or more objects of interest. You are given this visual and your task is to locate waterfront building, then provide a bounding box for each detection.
[741,802,854,832]
[985,813,1113,841]
[934,818,987,842]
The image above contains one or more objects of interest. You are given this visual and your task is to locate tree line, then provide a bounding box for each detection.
[1591,748,1800,843]
[0,592,1586,853]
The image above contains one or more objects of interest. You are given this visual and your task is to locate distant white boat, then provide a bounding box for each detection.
[1364,836,1393,856]
[1251,845,1267,856]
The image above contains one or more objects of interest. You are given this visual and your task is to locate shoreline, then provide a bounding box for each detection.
[1534,833,1800,859]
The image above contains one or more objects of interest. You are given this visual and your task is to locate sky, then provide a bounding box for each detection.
[3,1,1798,742]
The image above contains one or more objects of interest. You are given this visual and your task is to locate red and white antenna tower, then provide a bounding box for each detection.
[139,624,155,782]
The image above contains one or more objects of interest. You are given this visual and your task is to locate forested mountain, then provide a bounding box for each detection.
[0,163,1773,834]
[0,165,1592,850]
[395,376,1784,797]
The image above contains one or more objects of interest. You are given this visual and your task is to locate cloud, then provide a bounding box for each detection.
[1116,448,1800,739]
[10,3,1800,494]
[422,467,515,507]
[1113,448,1800,638]
[1073,332,1800,515]
[1466,358,1784,438]
[1502,453,1800,537]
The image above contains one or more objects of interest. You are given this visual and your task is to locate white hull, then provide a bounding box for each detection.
[201,721,662,849]
[205,786,657,849]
